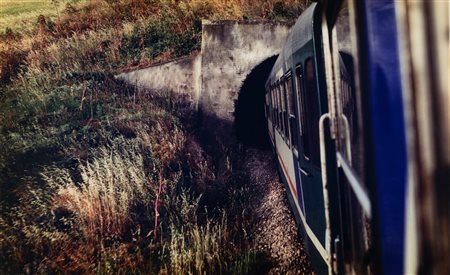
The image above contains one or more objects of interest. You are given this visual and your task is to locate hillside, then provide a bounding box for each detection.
[0,0,312,273]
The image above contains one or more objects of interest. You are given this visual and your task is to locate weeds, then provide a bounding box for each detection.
[46,139,148,240]
[0,0,311,273]
[169,216,228,274]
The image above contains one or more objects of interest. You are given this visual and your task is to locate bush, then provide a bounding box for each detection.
[0,47,27,84]
[121,12,200,65]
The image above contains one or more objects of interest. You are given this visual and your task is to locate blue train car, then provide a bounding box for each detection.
[264,0,449,274]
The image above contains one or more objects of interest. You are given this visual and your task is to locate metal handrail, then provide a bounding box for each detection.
[337,152,372,218]
[341,115,352,163]
[319,112,333,275]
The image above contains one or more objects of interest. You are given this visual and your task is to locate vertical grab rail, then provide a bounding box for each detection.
[319,112,333,275]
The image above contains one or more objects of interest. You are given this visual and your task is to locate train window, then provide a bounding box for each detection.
[275,85,278,123]
[273,86,277,124]
[283,81,289,140]
[266,89,270,122]
[264,93,267,118]
[276,85,281,130]
[269,88,273,122]
[274,85,280,129]
[269,87,272,121]
[303,57,320,165]
[277,82,284,134]
[285,73,298,149]
[280,78,288,142]
[295,65,305,138]
[335,0,364,178]
[271,88,276,124]
[269,90,273,121]
[282,79,290,143]
[270,87,274,123]
[285,74,294,116]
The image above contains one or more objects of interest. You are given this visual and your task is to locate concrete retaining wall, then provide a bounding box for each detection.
[116,21,291,141]
[199,21,290,139]
[116,55,201,108]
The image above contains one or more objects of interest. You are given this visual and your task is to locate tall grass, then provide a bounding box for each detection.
[170,216,228,274]
[45,139,148,239]
[0,0,311,273]
[1,0,311,79]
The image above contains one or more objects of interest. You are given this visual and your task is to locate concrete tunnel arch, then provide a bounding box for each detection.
[234,55,278,149]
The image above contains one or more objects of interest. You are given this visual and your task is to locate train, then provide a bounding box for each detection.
[264,0,449,274]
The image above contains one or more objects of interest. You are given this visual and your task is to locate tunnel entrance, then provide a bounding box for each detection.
[234,55,278,149]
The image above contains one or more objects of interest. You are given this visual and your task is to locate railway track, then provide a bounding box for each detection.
[243,149,313,274]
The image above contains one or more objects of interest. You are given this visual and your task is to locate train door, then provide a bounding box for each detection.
[331,0,394,274]
[328,1,374,274]
[334,53,372,275]
[283,70,307,217]
[294,53,329,273]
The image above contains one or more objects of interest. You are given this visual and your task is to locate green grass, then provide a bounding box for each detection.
[0,0,311,272]
[0,0,84,32]
[0,1,51,16]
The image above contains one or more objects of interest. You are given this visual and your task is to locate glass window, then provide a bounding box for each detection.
[267,89,271,122]
[277,82,284,133]
[271,88,276,124]
[285,74,298,149]
[336,1,364,178]
[286,74,295,115]
[296,65,305,137]
[274,86,280,128]
[274,86,278,128]
[303,57,320,165]
[282,78,290,143]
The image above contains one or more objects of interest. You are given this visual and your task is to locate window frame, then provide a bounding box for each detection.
[277,81,284,134]
[295,64,306,137]
[302,57,321,164]
[285,71,298,149]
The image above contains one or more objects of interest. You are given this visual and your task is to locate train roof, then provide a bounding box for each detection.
[266,3,318,88]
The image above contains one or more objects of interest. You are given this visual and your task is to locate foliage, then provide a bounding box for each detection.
[0,0,311,273]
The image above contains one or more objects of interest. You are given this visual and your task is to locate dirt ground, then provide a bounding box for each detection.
[243,149,314,274]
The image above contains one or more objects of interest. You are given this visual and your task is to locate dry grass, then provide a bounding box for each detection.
[0,0,311,83]
[0,0,312,273]
[0,98,261,274]
[170,216,229,274]
[45,139,148,239]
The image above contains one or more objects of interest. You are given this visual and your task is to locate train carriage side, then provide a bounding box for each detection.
[265,3,338,274]
[267,1,449,274]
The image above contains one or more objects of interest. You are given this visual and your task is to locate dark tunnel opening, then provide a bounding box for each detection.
[234,55,278,149]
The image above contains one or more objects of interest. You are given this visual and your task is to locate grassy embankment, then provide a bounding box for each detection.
[0,0,309,273]
[0,0,74,33]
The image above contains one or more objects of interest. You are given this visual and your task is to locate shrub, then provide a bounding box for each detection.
[0,47,27,84]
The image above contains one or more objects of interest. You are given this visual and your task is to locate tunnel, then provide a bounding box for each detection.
[234,55,278,149]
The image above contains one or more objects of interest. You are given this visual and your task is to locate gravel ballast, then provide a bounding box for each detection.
[243,149,314,274]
